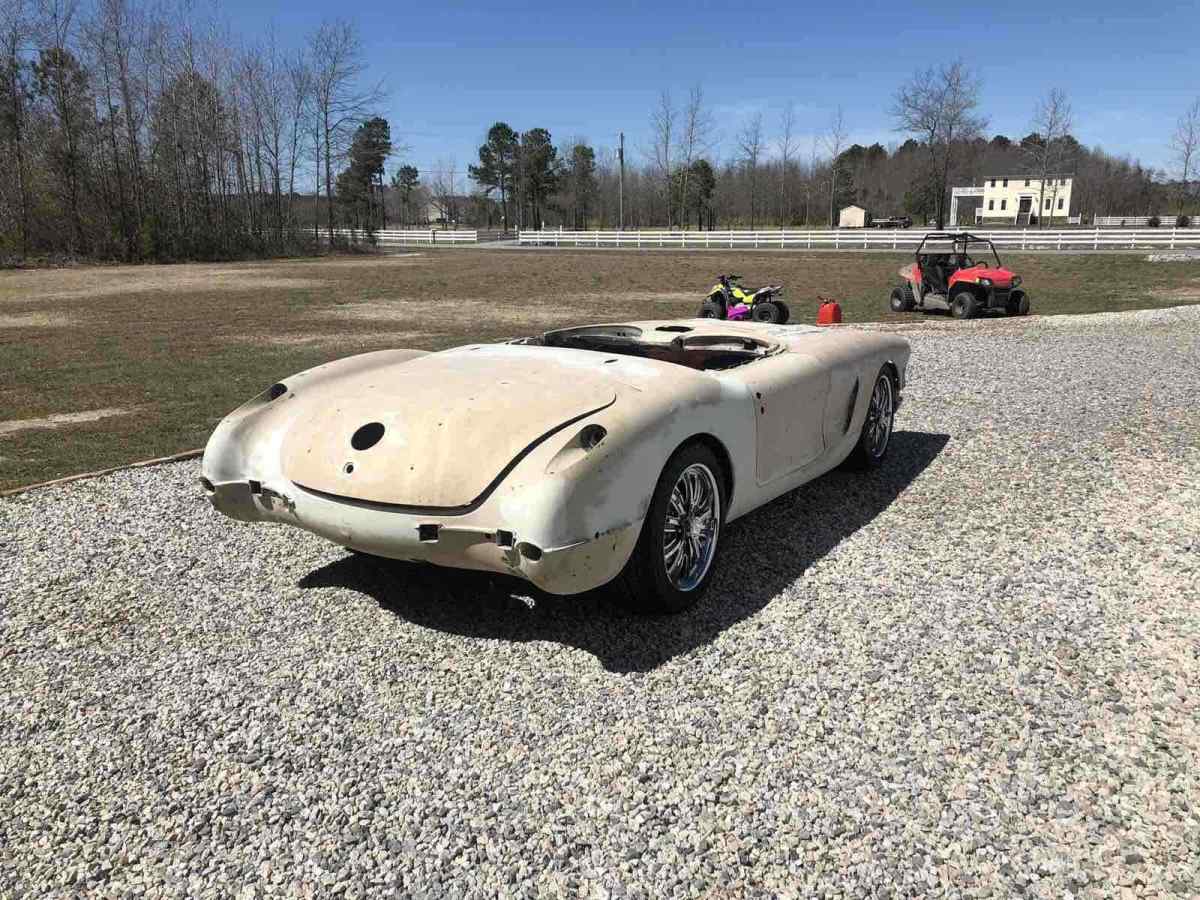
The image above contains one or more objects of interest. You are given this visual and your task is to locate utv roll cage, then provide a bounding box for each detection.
[916,232,1004,268]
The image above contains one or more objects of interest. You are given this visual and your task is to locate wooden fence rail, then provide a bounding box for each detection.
[518,228,1200,251]
[311,228,478,245]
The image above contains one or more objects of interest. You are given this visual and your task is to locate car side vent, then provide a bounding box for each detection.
[843,379,860,434]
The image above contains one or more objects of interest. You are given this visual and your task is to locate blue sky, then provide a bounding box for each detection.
[231,0,1198,181]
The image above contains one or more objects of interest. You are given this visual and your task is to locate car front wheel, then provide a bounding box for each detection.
[951,291,978,319]
[614,443,726,614]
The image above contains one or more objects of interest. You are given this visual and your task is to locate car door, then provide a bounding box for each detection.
[738,352,830,484]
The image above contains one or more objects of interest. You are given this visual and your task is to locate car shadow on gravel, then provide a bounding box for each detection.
[299,430,950,673]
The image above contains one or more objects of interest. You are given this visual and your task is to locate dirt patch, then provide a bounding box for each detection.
[1151,283,1200,301]
[240,330,449,348]
[0,407,141,438]
[288,254,428,268]
[562,291,700,305]
[0,266,323,304]
[0,312,73,328]
[320,299,585,330]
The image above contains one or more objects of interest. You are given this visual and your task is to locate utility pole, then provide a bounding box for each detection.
[618,132,625,230]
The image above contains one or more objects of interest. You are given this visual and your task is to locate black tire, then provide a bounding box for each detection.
[699,300,725,319]
[890,286,914,312]
[774,300,790,324]
[1006,290,1030,316]
[613,443,726,615]
[844,369,897,470]
[751,301,781,323]
[951,291,979,319]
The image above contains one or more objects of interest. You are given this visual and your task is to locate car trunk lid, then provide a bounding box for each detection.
[281,346,617,509]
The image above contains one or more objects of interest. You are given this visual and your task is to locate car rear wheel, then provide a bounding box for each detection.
[844,369,896,470]
[751,301,781,323]
[890,286,914,312]
[774,300,790,323]
[951,291,978,319]
[614,443,725,614]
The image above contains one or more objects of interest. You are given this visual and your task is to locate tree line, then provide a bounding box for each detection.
[2,0,1195,265]
[0,0,393,263]
[462,71,1198,231]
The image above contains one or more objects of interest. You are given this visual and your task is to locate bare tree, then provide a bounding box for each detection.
[891,60,986,228]
[738,112,764,228]
[307,19,383,241]
[823,106,848,227]
[1170,97,1200,215]
[0,0,33,257]
[285,49,312,222]
[649,89,675,227]
[776,101,797,225]
[429,157,459,226]
[675,84,712,228]
[1025,88,1075,226]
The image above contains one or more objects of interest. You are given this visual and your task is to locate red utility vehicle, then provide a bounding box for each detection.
[890,232,1030,319]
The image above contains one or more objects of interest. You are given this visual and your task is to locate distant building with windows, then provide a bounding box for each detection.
[975,175,1075,226]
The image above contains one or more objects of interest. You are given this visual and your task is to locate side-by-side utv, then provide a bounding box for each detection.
[890,232,1030,319]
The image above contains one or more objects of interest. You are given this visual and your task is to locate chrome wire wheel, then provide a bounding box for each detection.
[864,375,894,459]
[662,462,721,592]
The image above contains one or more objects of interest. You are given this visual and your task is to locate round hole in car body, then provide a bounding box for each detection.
[580,424,607,450]
[351,422,385,451]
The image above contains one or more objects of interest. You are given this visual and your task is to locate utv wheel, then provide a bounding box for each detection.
[751,301,781,323]
[614,443,725,614]
[774,301,790,324]
[951,291,979,319]
[699,300,725,319]
[890,286,914,312]
[844,369,896,470]
[1007,290,1030,316]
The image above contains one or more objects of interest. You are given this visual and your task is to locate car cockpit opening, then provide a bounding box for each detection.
[526,324,778,371]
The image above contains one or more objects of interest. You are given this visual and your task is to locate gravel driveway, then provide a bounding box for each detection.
[2,307,1197,898]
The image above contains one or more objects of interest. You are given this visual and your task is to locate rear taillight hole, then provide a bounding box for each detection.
[267,383,287,401]
[580,425,607,450]
[351,422,385,451]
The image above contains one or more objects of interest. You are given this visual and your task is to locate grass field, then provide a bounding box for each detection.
[2,248,1198,491]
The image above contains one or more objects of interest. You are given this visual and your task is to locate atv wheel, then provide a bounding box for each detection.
[751,301,781,323]
[1006,290,1030,316]
[699,300,725,319]
[613,442,725,614]
[773,301,790,324]
[890,286,914,312]
[951,291,979,319]
[843,368,896,470]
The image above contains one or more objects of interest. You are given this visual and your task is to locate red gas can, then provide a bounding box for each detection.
[816,296,843,326]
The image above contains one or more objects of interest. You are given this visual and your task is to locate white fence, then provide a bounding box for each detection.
[518,228,1200,251]
[312,228,478,246]
[1093,215,1194,228]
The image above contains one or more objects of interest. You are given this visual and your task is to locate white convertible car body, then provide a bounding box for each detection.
[202,319,909,607]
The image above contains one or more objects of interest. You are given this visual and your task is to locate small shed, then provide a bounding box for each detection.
[838,205,869,228]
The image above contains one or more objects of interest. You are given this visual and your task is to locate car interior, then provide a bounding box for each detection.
[527,324,779,371]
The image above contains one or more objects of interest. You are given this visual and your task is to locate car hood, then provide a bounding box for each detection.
[281,345,618,509]
[957,265,1015,285]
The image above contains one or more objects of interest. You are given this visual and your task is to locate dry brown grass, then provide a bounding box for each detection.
[1,247,1198,491]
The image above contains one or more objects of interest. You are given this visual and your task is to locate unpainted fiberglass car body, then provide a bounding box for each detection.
[202,319,910,613]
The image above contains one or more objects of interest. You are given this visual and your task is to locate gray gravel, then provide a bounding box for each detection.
[2,306,1198,898]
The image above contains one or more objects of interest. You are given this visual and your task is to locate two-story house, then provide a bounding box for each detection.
[976,175,1075,226]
